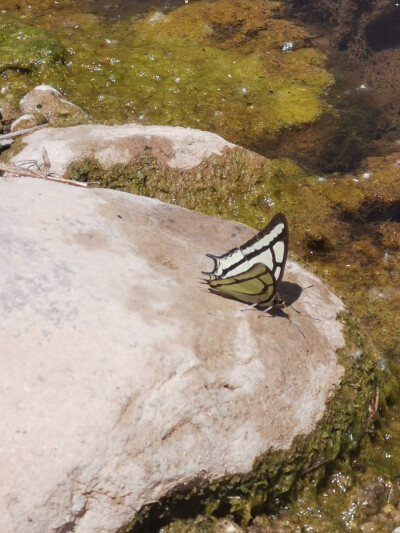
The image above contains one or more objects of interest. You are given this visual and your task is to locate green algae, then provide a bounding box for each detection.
[0,14,64,73]
[0,0,333,151]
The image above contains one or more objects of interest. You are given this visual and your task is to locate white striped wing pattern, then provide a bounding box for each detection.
[202,213,288,308]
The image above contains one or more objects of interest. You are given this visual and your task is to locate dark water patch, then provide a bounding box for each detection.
[253,70,384,174]
[286,1,400,174]
[364,6,400,52]
[341,199,400,225]
[289,0,399,57]
[88,0,194,18]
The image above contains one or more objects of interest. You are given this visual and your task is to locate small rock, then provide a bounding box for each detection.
[211,518,244,532]
[360,521,378,532]
[10,113,46,132]
[382,503,396,515]
[390,510,400,525]
[19,85,88,125]
[375,512,390,526]
[387,483,400,507]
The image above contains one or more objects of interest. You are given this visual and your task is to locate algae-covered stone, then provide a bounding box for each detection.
[0,14,64,72]
[19,85,89,125]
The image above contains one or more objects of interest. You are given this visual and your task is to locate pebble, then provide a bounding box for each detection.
[360,521,379,532]
[211,518,245,533]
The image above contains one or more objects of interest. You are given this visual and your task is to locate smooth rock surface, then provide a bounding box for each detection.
[10,123,235,173]
[0,178,344,533]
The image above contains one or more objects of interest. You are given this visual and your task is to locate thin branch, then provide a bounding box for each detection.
[0,161,97,188]
[0,123,48,139]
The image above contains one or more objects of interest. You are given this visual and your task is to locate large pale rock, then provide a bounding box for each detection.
[0,178,344,533]
[10,123,235,172]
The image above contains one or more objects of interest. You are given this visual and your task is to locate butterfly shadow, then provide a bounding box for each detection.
[264,280,303,318]
[279,280,303,306]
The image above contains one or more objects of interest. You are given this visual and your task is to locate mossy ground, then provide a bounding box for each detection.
[0,13,64,72]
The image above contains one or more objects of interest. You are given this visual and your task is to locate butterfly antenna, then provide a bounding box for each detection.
[289,317,307,340]
[202,254,219,276]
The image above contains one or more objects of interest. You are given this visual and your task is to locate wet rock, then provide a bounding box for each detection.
[346,481,389,522]
[9,123,236,175]
[360,521,379,532]
[10,113,46,132]
[0,177,345,532]
[19,85,88,125]
[211,518,245,533]
[390,510,400,526]
[248,514,301,533]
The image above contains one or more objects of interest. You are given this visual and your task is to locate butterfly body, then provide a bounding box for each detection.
[203,213,288,309]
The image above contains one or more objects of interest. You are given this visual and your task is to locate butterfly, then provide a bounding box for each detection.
[202,213,289,311]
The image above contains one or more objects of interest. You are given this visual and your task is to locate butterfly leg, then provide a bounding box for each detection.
[262,305,274,313]
[240,302,259,313]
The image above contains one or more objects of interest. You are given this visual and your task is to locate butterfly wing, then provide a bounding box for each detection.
[203,213,288,306]
[208,262,276,305]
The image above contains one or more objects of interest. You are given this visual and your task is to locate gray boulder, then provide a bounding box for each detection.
[0,178,344,532]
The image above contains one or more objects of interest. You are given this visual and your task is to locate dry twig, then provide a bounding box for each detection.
[0,147,98,188]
